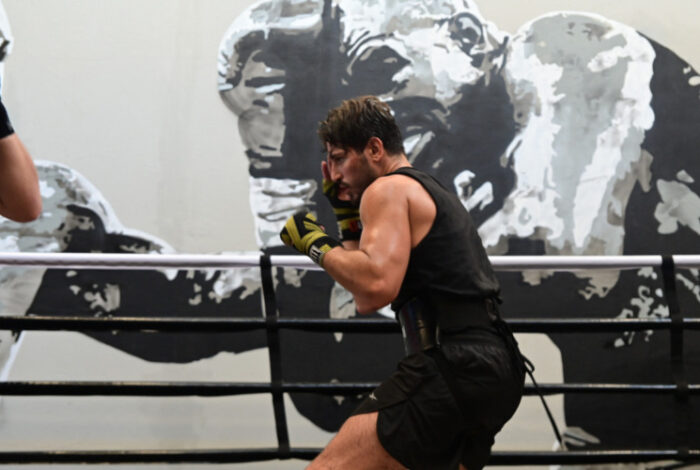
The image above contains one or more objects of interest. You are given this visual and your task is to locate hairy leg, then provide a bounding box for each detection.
[306,411,406,470]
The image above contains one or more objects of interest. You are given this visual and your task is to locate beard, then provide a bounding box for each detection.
[349,154,380,206]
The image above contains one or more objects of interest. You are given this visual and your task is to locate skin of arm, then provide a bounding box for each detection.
[321,175,412,314]
[0,133,42,222]
[341,239,359,251]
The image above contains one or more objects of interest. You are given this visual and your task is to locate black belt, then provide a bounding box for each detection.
[396,297,437,355]
[396,295,503,355]
[435,294,501,333]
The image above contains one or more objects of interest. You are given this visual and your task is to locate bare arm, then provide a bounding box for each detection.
[0,133,42,222]
[321,177,411,313]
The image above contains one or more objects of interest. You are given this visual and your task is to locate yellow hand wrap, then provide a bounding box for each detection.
[323,179,362,241]
[280,212,341,266]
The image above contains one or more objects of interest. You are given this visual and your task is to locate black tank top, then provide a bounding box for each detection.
[388,167,500,311]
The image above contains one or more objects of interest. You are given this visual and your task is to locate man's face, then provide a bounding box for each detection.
[326,143,376,206]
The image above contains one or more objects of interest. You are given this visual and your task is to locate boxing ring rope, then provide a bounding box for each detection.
[2,252,700,270]
[0,252,699,465]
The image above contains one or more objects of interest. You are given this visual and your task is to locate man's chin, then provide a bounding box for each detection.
[337,188,355,203]
[340,188,363,205]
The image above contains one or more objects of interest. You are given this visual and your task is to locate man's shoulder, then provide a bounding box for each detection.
[360,170,427,215]
[358,174,409,210]
[369,170,421,195]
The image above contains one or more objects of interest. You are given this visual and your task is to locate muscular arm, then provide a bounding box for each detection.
[0,133,41,222]
[321,177,411,313]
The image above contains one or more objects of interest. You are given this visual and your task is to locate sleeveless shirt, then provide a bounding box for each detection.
[388,167,500,311]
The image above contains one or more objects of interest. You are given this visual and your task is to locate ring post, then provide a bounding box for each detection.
[259,253,291,458]
[661,255,690,457]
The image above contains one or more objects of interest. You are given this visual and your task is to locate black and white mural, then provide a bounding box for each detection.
[1,0,700,455]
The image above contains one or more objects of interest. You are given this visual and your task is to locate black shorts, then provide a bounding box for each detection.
[353,329,525,470]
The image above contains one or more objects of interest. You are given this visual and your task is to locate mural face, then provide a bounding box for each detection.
[2,0,700,453]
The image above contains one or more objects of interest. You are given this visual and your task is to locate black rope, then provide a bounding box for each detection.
[0,448,319,464]
[0,448,697,465]
[259,254,290,458]
[661,255,691,453]
[4,316,700,333]
[0,381,698,396]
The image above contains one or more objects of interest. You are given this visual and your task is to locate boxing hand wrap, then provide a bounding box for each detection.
[280,211,341,266]
[0,98,15,140]
[323,179,362,241]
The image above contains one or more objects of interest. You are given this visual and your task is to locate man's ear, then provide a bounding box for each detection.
[365,137,385,162]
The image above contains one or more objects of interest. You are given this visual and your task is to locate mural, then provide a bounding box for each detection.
[217,0,700,449]
[1,0,699,456]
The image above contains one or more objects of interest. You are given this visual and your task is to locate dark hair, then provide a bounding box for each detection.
[318,95,405,155]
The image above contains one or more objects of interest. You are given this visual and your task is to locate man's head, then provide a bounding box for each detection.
[318,95,404,156]
[320,96,403,204]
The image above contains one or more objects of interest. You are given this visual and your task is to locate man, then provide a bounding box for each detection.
[219,0,514,431]
[280,96,525,469]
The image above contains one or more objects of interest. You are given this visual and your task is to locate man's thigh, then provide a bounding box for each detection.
[307,411,406,470]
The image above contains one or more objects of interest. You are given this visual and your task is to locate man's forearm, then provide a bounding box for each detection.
[0,133,42,222]
[321,246,396,314]
[342,240,359,250]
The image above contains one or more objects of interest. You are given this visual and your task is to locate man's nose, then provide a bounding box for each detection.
[328,161,342,181]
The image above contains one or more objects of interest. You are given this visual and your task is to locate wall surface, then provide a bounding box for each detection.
[0,1,699,469]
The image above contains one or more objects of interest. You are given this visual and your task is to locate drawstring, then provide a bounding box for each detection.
[521,355,565,450]
[490,309,565,451]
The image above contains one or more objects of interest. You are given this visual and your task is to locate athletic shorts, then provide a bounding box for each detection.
[352,329,525,470]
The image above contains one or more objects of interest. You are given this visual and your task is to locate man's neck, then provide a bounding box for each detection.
[379,153,410,176]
